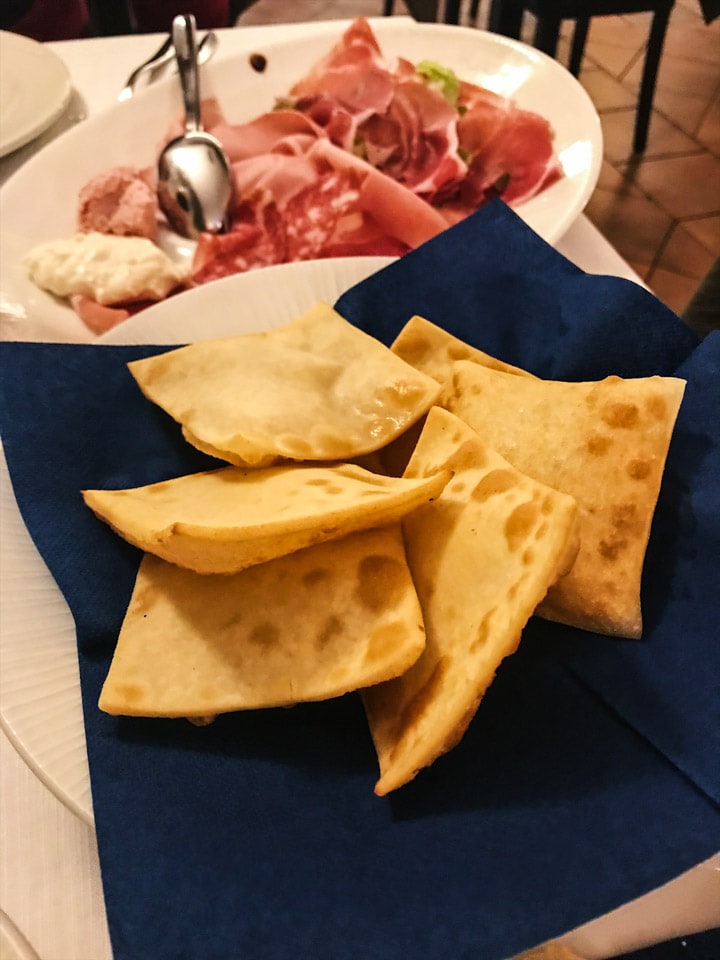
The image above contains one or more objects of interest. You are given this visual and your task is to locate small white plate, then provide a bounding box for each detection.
[0,19,602,343]
[0,31,71,158]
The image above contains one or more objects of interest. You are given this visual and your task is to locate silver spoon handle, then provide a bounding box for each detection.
[172,13,202,133]
[119,31,217,101]
[120,34,173,100]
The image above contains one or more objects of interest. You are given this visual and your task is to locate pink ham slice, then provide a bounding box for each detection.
[289,18,395,154]
[229,153,321,210]
[307,139,448,249]
[289,17,393,108]
[456,88,563,208]
[189,137,448,284]
[70,296,132,334]
[360,78,467,202]
[209,110,322,162]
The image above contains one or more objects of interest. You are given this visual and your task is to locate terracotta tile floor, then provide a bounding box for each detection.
[238,0,720,316]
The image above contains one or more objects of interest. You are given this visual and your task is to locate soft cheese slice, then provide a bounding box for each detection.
[23,233,189,304]
[127,301,441,467]
[99,525,426,718]
[83,462,450,574]
[391,315,537,384]
[441,362,686,638]
[362,407,579,796]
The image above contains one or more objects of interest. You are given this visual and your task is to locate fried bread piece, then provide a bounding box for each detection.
[128,301,441,467]
[99,525,426,718]
[441,362,685,637]
[362,408,579,795]
[391,314,536,383]
[83,463,450,574]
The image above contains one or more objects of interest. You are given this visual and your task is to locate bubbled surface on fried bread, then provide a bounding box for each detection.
[99,525,426,718]
[128,301,441,467]
[362,408,579,795]
[441,363,686,638]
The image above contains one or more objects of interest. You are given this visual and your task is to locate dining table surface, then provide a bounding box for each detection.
[0,16,718,960]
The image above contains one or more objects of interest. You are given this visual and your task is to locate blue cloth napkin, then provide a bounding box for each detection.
[1,201,717,960]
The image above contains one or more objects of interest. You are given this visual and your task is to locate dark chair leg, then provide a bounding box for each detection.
[404,0,441,21]
[488,0,524,37]
[444,0,462,22]
[533,14,563,59]
[383,0,394,14]
[470,0,481,20]
[568,17,589,76]
[633,1,673,153]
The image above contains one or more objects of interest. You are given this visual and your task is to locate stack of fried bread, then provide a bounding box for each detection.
[392,316,686,639]
[84,303,685,795]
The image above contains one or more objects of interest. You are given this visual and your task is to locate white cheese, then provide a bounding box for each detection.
[23,233,190,305]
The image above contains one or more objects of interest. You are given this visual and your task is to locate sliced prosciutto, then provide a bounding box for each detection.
[287,17,395,153]
[453,84,562,208]
[285,21,561,211]
[359,77,467,202]
[68,16,564,333]
[306,138,448,249]
[70,295,132,335]
[190,132,449,283]
[211,110,321,163]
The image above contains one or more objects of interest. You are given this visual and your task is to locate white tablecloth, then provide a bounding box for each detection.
[1,19,718,960]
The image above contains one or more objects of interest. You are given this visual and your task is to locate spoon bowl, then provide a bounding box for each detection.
[157,14,233,239]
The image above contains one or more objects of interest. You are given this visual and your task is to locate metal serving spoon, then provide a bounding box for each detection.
[157,14,233,238]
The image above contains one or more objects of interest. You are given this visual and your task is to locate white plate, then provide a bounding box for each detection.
[0,31,71,159]
[0,255,392,826]
[0,19,602,343]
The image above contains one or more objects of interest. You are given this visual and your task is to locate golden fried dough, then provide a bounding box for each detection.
[99,526,426,718]
[391,315,536,383]
[362,408,579,795]
[441,363,685,637]
[128,301,441,467]
[83,463,450,574]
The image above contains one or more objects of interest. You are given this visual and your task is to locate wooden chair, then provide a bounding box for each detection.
[470,0,676,153]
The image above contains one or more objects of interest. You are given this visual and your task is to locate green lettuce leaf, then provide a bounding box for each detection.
[416,60,460,106]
